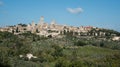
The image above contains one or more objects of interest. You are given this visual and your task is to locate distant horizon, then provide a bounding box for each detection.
[0,0,120,32]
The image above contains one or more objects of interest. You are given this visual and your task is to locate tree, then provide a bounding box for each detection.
[100,42,104,47]
[74,40,87,46]
[18,23,27,27]
[55,58,69,67]
[48,35,52,38]
[36,29,39,33]
[12,30,14,34]
[52,45,63,58]
[63,30,67,35]
[16,27,19,33]
[0,47,11,67]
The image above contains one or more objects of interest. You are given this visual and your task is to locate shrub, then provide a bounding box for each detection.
[100,42,104,47]
[55,58,69,67]
[69,60,85,67]
[51,45,63,58]
[74,40,87,46]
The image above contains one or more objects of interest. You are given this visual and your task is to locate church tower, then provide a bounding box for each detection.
[31,21,35,27]
[39,16,44,25]
[51,19,56,25]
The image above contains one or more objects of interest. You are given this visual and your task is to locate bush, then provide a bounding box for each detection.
[100,42,104,47]
[74,40,87,46]
[51,45,63,58]
[0,47,11,67]
[69,60,85,67]
[55,58,69,67]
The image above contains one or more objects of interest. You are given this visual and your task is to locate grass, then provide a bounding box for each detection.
[63,45,120,67]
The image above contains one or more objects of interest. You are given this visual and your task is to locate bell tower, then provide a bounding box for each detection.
[39,16,44,25]
[51,19,56,25]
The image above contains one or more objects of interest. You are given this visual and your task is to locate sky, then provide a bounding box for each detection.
[0,0,120,31]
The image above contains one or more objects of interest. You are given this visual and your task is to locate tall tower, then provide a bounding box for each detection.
[31,21,35,27]
[39,16,44,25]
[51,19,56,25]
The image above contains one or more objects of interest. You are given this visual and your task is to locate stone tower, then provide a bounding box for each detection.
[39,16,44,25]
[31,21,35,27]
[51,19,56,25]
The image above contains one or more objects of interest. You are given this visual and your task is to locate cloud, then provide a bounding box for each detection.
[0,1,3,6]
[67,7,83,14]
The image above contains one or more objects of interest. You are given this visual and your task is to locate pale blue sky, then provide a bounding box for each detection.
[0,0,120,31]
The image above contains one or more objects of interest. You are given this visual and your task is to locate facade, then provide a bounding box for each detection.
[112,36,120,41]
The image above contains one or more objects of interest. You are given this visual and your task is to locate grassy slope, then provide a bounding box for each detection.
[63,45,120,67]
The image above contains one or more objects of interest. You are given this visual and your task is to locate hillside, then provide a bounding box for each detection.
[0,31,120,67]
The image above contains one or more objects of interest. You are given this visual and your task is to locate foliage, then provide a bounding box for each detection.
[0,31,120,67]
[74,40,87,46]
[18,23,27,27]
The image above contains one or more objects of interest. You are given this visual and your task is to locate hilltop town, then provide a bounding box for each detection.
[0,16,93,36]
[0,16,120,40]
